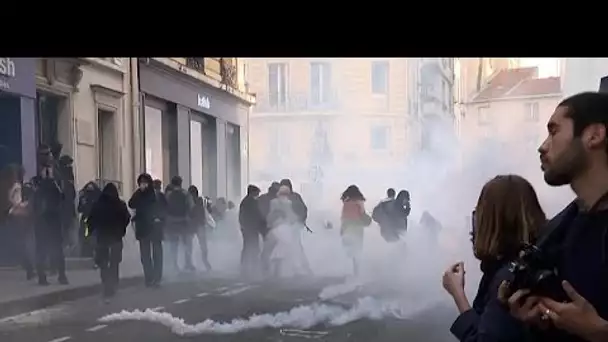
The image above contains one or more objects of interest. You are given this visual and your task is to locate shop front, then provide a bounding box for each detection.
[139,59,248,200]
[0,58,37,176]
[0,58,36,266]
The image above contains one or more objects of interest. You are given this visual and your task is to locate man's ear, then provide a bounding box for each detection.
[585,123,607,149]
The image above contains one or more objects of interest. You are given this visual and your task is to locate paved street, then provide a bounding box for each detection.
[0,273,458,342]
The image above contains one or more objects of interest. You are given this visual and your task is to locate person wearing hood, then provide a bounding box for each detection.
[164,176,195,273]
[258,182,280,275]
[128,173,164,287]
[88,183,131,300]
[372,189,411,243]
[239,185,264,277]
[78,181,102,258]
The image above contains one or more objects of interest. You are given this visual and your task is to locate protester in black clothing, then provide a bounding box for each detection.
[188,185,212,271]
[32,145,68,285]
[164,176,195,272]
[443,175,546,342]
[239,185,264,277]
[372,188,411,242]
[500,92,608,342]
[88,183,131,300]
[257,182,280,274]
[77,181,102,257]
[129,173,164,287]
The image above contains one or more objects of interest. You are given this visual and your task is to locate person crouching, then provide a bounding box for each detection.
[87,183,131,301]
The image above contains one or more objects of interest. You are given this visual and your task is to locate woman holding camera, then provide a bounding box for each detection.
[442,174,547,341]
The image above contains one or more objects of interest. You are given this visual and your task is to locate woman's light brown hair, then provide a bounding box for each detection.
[473,174,546,261]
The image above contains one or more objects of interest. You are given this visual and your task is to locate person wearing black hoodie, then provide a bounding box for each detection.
[372,188,410,242]
[501,92,608,342]
[88,183,131,300]
[128,173,164,287]
[239,185,264,277]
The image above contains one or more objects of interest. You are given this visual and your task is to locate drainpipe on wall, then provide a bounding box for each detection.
[129,58,140,193]
[247,104,251,187]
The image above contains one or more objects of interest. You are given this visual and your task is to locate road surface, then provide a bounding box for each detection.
[0,273,458,342]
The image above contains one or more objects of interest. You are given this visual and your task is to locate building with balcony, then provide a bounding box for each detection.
[406,58,457,158]
[244,58,411,204]
[460,67,561,179]
[138,58,255,202]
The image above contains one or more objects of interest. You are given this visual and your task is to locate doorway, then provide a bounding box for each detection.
[97,108,116,185]
[226,123,241,201]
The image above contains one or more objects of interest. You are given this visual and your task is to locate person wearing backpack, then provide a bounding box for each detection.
[164,176,195,273]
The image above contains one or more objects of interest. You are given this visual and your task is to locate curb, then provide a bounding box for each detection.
[0,274,145,319]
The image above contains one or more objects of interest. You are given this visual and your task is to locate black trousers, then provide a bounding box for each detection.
[139,236,163,285]
[35,222,66,280]
[240,228,261,276]
[95,238,123,297]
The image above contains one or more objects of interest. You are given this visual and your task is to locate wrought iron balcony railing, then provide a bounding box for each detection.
[255,90,341,113]
[186,58,205,74]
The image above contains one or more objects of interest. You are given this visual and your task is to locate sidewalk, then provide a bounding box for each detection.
[0,252,143,319]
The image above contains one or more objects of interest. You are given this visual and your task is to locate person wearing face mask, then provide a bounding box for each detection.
[128,173,164,287]
[88,183,131,301]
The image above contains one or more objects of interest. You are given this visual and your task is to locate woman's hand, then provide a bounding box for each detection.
[443,261,471,313]
[443,262,466,297]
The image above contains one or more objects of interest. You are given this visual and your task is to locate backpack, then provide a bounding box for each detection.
[166,189,189,217]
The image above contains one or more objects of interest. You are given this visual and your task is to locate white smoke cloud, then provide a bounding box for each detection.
[99,296,430,336]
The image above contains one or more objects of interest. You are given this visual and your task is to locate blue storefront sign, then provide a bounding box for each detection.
[0,58,36,99]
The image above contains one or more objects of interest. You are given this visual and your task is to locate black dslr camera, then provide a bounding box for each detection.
[507,242,567,301]
[506,201,580,302]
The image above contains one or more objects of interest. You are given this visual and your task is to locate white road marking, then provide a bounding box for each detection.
[0,307,68,326]
[220,285,256,296]
[86,324,107,332]
[48,337,71,342]
[150,306,165,311]
[173,299,190,304]
[196,292,208,297]
[216,286,230,291]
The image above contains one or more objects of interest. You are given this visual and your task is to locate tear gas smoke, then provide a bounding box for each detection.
[243,58,574,314]
[99,296,431,336]
[107,59,575,335]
